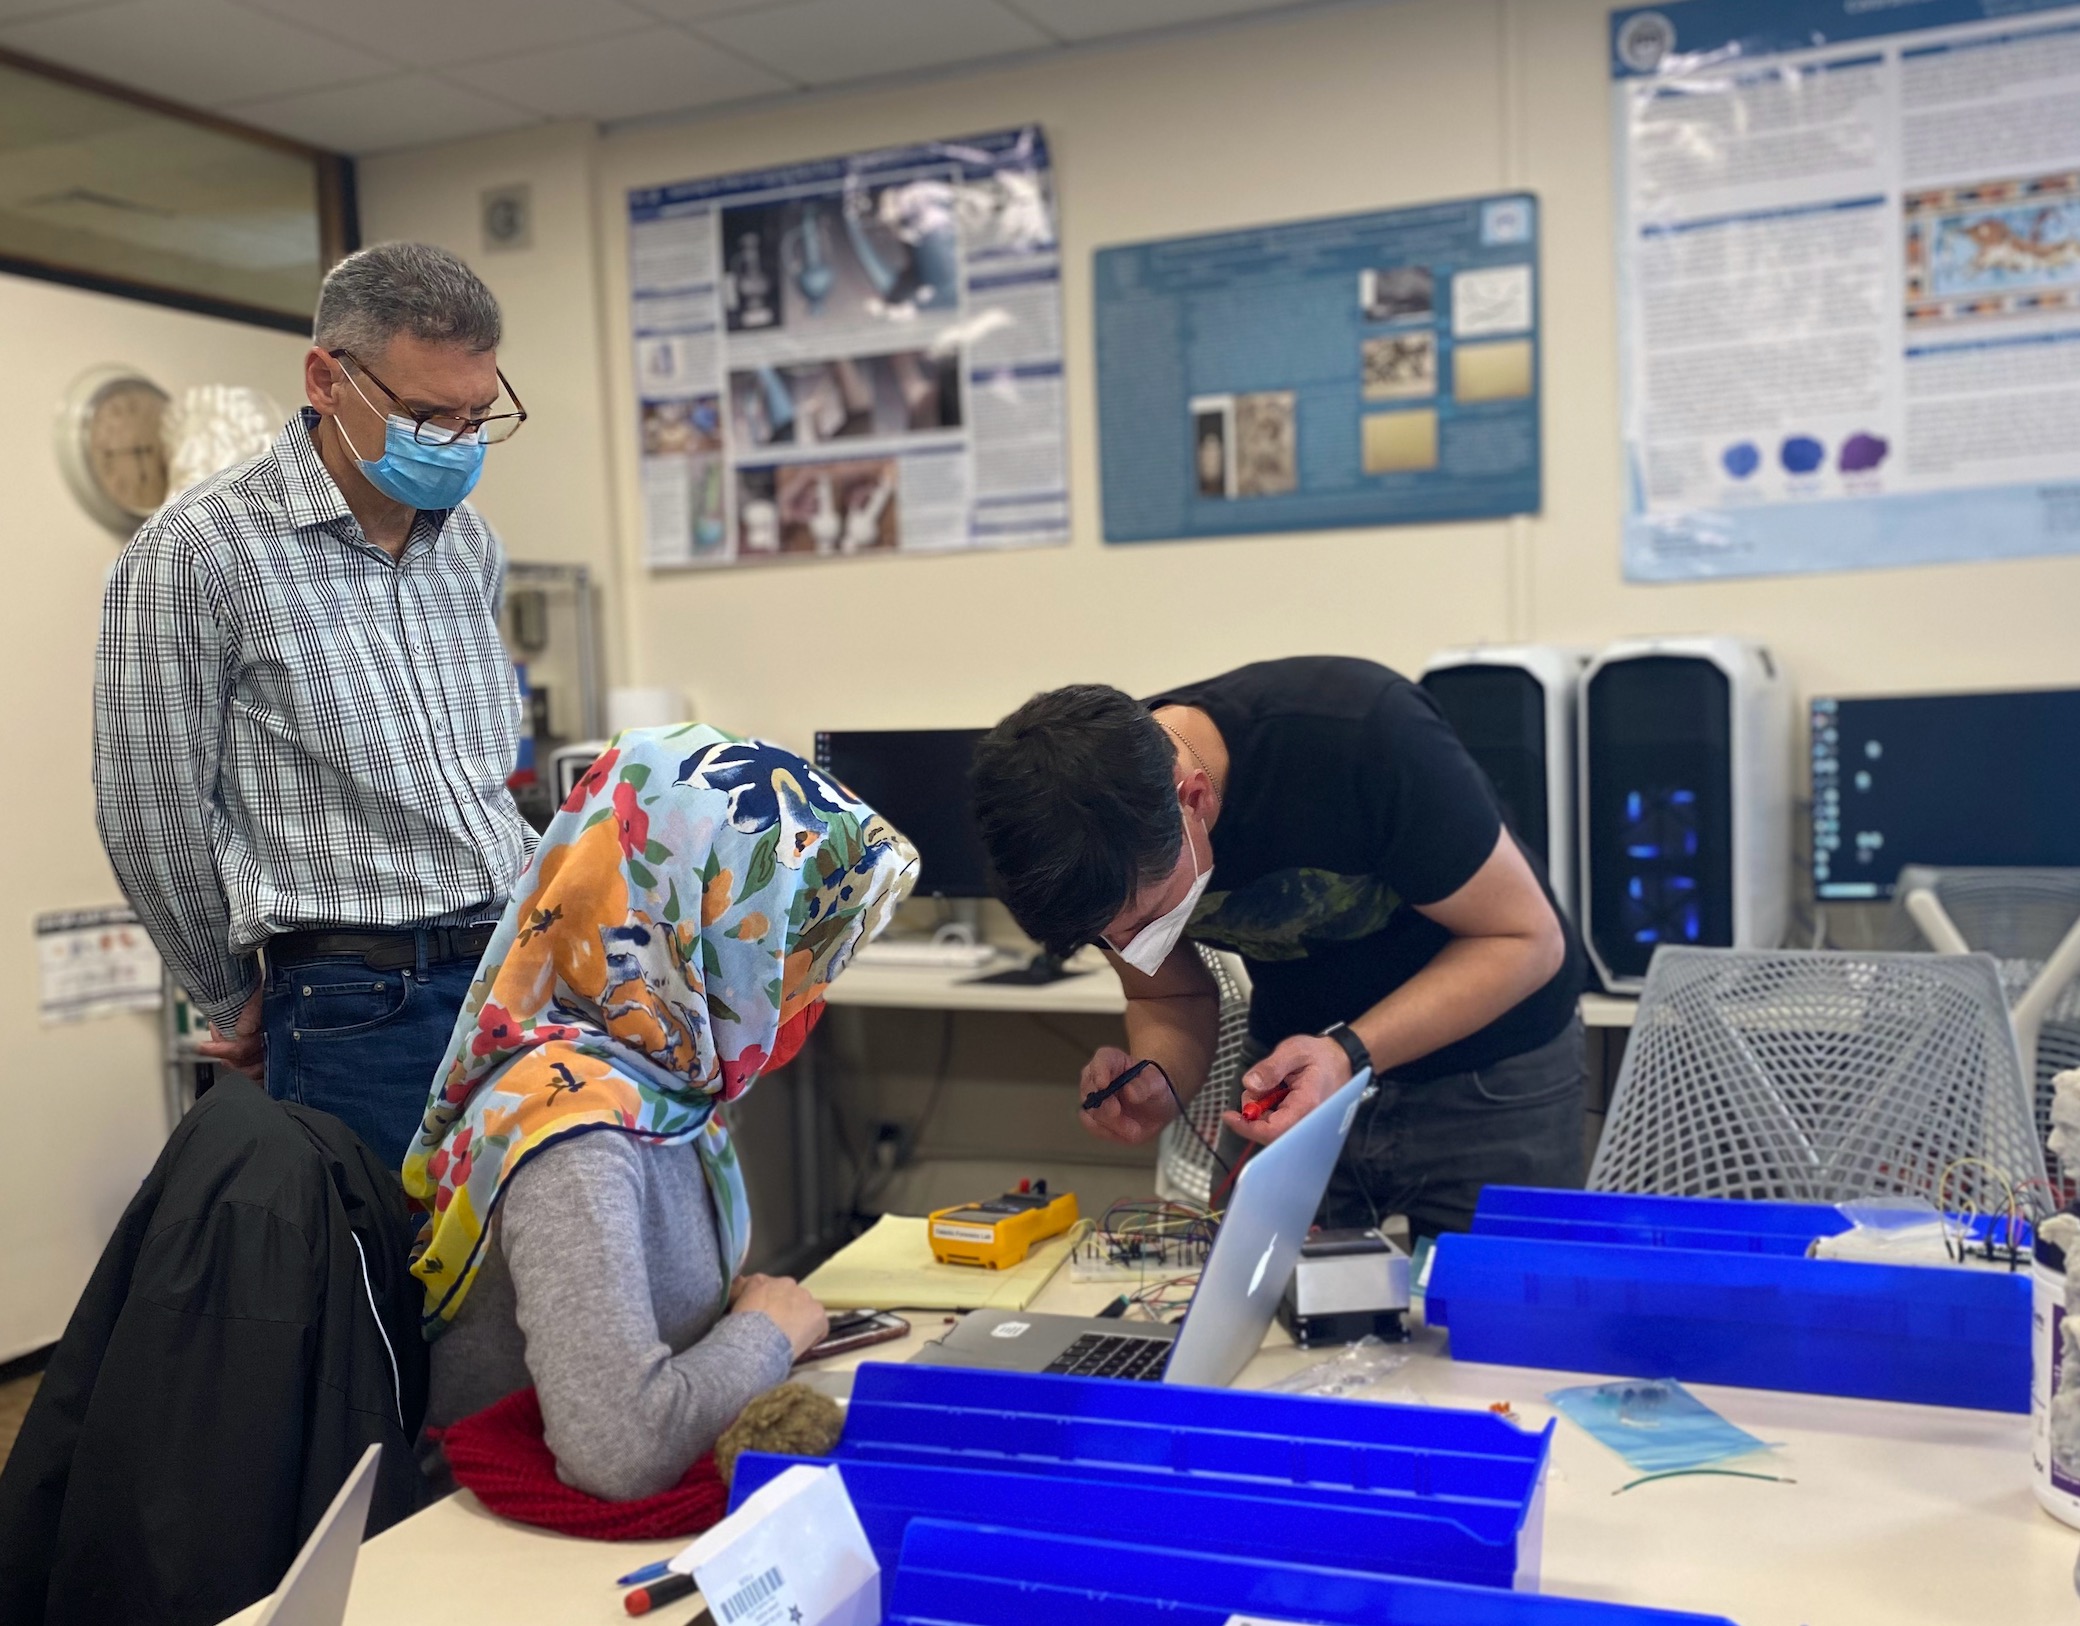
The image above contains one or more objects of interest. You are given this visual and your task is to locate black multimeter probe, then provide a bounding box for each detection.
[1082,1058,1164,1113]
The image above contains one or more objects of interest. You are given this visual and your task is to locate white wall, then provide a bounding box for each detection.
[1,272,308,1359]
[359,0,2080,759]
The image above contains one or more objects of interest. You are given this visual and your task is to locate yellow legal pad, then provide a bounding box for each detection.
[802,1214,1082,1311]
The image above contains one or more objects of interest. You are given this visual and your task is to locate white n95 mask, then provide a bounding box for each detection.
[1115,816,1210,976]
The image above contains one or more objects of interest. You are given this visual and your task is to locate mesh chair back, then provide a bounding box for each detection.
[1884,865,2080,968]
[1156,947,1251,1204]
[1886,865,2080,1156]
[1588,947,2047,1214]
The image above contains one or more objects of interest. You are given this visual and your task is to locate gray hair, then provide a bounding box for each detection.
[313,241,502,358]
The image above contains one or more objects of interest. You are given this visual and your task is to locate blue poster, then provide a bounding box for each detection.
[1095,194,1541,544]
[1613,0,2080,581]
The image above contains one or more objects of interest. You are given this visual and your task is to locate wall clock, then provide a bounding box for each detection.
[57,366,170,536]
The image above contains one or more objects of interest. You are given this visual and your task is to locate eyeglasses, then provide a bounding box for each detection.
[330,348,528,445]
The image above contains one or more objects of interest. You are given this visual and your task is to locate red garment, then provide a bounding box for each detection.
[766,997,825,1075]
[436,1386,729,1540]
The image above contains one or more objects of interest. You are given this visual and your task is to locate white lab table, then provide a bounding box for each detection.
[825,955,1641,1028]
[225,1267,2078,1626]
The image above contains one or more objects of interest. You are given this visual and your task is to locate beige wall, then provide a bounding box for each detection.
[357,121,629,689]
[355,0,2080,757]
[339,0,2080,1251]
[1,272,307,1359]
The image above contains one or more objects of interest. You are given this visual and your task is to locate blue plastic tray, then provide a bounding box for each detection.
[1430,1188,2030,1412]
[842,1362,1549,1506]
[884,1520,1742,1626]
[729,1362,1554,1592]
[732,1452,1534,1593]
[1469,1187,1849,1255]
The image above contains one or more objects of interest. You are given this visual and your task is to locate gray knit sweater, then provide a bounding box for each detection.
[424,1131,795,1502]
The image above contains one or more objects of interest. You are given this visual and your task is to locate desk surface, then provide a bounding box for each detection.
[242,1274,2076,1626]
[829,959,1640,1029]
[826,957,1127,1015]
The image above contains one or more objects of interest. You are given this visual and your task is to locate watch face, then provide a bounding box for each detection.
[89,382,169,517]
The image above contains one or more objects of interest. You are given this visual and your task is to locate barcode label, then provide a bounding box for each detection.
[718,1565,785,1623]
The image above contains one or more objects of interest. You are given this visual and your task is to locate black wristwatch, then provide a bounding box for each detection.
[1321,1021,1373,1079]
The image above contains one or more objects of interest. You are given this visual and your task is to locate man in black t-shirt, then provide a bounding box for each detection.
[970,656,1588,1237]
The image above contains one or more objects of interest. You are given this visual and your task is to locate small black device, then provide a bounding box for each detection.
[1810,686,2080,900]
[813,728,992,898]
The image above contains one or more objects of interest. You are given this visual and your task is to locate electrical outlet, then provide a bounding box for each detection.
[870,1121,912,1170]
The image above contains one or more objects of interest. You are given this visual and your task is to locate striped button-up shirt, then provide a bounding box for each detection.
[94,409,531,1030]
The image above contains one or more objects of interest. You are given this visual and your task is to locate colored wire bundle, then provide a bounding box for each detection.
[1093,1197,1221,1261]
[1936,1156,2036,1267]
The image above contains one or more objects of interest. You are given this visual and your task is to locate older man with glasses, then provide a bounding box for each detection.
[95,241,533,1169]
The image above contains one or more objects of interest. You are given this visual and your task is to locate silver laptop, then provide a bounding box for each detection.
[913,1070,1373,1388]
[253,1443,381,1626]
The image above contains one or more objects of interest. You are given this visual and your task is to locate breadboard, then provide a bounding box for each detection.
[1067,1233,1212,1283]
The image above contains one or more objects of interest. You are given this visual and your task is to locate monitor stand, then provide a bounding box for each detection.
[965,951,1087,987]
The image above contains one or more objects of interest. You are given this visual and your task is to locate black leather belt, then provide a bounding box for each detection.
[267,925,497,973]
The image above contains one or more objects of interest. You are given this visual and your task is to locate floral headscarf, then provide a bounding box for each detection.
[404,724,916,1337]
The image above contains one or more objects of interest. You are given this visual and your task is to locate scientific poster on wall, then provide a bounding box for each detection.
[1615,0,2080,581]
[1094,194,1540,543]
[626,126,1067,569]
[36,906,159,1026]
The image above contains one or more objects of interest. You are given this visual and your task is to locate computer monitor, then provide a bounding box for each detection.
[814,728,992,899]
[1811,687,2080,901]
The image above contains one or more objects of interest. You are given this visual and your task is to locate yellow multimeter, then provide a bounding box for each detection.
[928,1182,1080,1269]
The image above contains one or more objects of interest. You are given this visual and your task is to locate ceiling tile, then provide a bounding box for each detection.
[447,25,792,122]
[624,0,794,21]
[234,0,658,70]
[228,71,538,154]
[1001,0,1309,43]
[0,0,118,24]
[696,0,1051,87]
[0,0,394,109]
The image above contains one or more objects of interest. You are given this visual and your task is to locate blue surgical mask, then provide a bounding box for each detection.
[1547,1379,1776,1474]
[337,371,486,510]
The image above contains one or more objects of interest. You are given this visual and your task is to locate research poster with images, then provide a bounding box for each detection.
[1615,0,2080,581]
[1094,194,1542,544]
[626,126,1067,569]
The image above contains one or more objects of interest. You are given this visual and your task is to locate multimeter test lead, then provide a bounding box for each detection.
[1239,1082,1292,1123]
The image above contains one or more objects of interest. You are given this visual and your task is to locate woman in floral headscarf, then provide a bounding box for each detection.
[406,724,915,1502]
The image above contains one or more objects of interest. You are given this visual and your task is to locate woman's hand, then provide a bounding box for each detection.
[731,1273,830,1359]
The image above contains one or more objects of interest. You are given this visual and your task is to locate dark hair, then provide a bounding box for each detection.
[970,685,1183,958]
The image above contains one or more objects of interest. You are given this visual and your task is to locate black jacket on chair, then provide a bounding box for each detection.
[0,1075,430,1626]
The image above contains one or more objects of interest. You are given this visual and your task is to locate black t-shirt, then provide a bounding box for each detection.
[1146,656,1586,1081]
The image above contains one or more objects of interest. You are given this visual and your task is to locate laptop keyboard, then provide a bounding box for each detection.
[1045,1332,1172,1381]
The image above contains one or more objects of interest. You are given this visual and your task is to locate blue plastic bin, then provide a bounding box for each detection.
[732,1452,1535,1593]
[1471,1187,1850,1254]
[884,1520,1741,1626]
[842,1362,1548,1506]
[729,1362,1554,1593]
[1429,1188,2029,1412]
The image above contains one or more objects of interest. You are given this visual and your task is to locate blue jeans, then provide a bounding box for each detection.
[1245,1017,1586,1242]
[263,941,479,1174]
